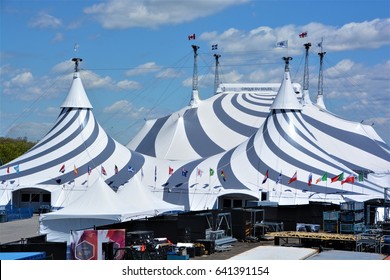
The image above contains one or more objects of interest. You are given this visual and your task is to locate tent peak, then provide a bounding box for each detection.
[270,57,303,111]
[60,58,93,109]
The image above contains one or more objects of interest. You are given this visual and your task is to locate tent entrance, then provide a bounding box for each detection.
[218,194,259,210]
[12,188,51,213]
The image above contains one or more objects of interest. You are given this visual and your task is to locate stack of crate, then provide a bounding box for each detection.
[339,202,365,234]
[323,211,340,233]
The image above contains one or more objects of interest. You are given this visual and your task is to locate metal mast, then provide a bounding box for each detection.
[72,58,82,73]
[190,45,200,106]
[213,53,221,95]
[316,40,327,109]
[283,56,293,72]
[302,43,312,105]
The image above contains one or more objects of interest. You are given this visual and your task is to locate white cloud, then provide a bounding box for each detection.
[116,79,142,90]
[125,62,161,76]
[29,12,62,29]
[52,32,64,43]
[103,100,146,118]
[156,68,183,79]
[84,0,248,29]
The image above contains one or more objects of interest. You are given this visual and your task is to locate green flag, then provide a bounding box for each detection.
[209,168,215,176]
[321,172,328,181]
[358,173,364,182]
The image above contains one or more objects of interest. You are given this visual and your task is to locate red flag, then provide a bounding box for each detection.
[308,173,312,186]
[115,165,119,174]
[59,164,65,173]
[331,172,344,183]
[188,33,196,40]
[341,174,355,185]
[169,166,174,175]
[101,166,107,176]
[7,166,10,174]
[299,31,307,38]
[288,171,297,184]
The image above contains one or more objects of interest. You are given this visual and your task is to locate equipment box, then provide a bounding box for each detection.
[126,230,154,246]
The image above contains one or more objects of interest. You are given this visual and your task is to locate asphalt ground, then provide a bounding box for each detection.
[0,214,41,244]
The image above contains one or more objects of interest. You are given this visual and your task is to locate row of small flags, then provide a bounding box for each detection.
[58,164,135,176]
[2,163,363,186]
[167,166,226,181]
[262,170,364,186]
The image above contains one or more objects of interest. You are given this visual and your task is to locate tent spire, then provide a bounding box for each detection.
[213,53,221,95]
[316,40,327,109]
[60,57,93,109]
[302,43,312,105]
[190,45,201,106]
[270,57,303,111]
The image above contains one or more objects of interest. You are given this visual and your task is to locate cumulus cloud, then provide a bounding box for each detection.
[29,12,62,29]
[103,100,146,118]
[125,62,161,76]
[84,0,248,29]
[116,79,142,90]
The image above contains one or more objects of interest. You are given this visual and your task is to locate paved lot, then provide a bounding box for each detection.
[0,214,41,244]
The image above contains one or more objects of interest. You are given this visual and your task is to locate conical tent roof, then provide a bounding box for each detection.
[0,59,145,208]
[270,70,302,111]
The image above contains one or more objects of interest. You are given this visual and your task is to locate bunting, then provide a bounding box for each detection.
[197,168,203,177]
[88,166,92,175]
[128,166,134,173]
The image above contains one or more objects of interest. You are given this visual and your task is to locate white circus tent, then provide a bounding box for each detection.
[0,58,183,216]
[138,58,389,211]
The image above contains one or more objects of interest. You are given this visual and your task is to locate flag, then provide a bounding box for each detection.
[154,166,157,182]
[169,166,174,175]
[308,172,313,186]
[299,31,308,38]
[114,165,118,174]
[288,171,297,184]
[73,165,78,175]
[331,172,344,183]
[317,41,322,48]
[276,172,282,184]
[212,44,218,50]
[220,170,226,181]
[316,172,328,184]
[262,170,269,184]
[141,167,144,180]
[14,165,20,174]
[182,168,188,177]
[209,168,215,176]
[101,166,107,176]
[276,40,288,48]
[59,164,65,173]
[188,33,196,40]
[7,166,10,174]
[358,173,364,182]
[88,165,92,175]
[128,166,134,173]
[197,168,203,177]
[341,174,355,185]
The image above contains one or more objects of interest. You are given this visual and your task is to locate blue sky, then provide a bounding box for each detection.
[1,0,389,146]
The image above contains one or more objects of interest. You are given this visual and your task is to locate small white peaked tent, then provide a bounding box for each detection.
[39,176,134,243]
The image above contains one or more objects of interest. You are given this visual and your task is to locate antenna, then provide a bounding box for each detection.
[213,53,221,95]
